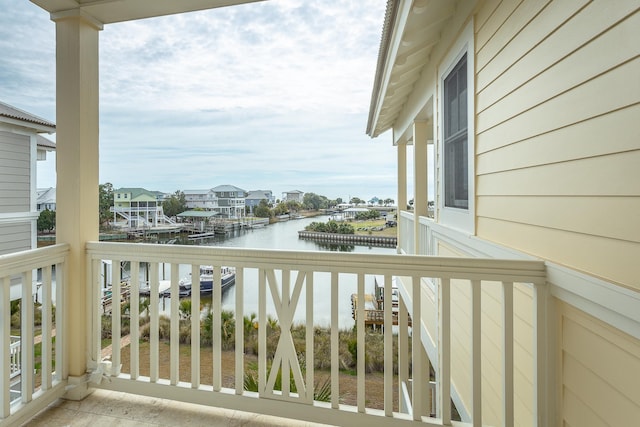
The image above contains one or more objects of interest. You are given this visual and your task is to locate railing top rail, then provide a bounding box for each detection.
[86,241,546,284]
[0,243,70,277]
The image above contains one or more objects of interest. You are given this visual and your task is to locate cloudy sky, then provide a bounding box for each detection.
[0,0,406,203]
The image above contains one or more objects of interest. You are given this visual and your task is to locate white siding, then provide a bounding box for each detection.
[0,223,31,255]
[0,131,30,213]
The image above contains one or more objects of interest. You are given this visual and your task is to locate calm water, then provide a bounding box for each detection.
[155,215,396,328]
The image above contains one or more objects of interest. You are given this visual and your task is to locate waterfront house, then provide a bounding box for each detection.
[0,101,55,255]
[2,1,638,427]
[36,187,56,212]
[367,1,639,426]
[282,189,304,203]
[212,184,246,218]
[183,189,219,210]
[245,190,275,210]
[112,187,175,229]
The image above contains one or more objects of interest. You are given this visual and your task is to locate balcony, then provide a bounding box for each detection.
[1,240,546,426]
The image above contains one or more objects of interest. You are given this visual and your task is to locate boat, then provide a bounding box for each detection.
[176,265,236,297]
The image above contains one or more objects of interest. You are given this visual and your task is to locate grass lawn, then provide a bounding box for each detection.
[117,341,399,411]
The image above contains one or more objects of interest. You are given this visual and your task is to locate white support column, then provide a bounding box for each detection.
[397,139,407,254]
[413,120,428,255]
[53,11,102,399]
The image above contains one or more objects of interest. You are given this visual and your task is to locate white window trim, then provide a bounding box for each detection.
[437,19,475,235]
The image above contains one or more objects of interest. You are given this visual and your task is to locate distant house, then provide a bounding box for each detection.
[282,190,303,203]
[212,184,246,218]
[183,189,218,210]
[113,187,174,229]
[36,187,57,212]
[0,100,56,255]
[245,190,274,210]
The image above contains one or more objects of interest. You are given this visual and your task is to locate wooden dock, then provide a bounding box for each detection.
[350,293,411,327]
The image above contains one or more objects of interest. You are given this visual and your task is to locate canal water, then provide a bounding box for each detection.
[155,215,396,328]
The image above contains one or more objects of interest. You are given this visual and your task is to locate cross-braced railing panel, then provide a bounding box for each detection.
[86,241,546,427]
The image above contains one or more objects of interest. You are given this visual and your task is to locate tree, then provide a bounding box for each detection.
[350,197,364,205]
[99,182,114,227]
[254,199,272,218]
[37,209,56,233]
[303,192,329,210]
[163,190,187,217]
[384,198,394,206]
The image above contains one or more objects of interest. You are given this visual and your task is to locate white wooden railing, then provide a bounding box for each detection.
[0,244,69,425]
[87,241,546,426]
[8,338,20,380]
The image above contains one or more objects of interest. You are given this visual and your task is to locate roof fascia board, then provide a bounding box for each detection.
[0,117,56,134]
[33,0,264,25]
[369,0,412,137]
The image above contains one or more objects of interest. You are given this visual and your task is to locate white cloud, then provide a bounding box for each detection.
[1,0,396,201]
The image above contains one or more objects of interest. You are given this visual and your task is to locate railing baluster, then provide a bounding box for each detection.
[21,270,33,403]
[169,263,179,385]
[503,281,514,427]
[398,291,409,414]
[258,269,266,394]
[213,265,222,392]
[412,276,424,420]
[282,270,290,397]
[235,267,244,394]
[439,278,451,425]
[56,260,66,381]
[41,265,52,390]
[471,280,482,426]
[533,282,546,427]
[383,274,393,417]
[306,271,313,402]
[190,264,200,388]
[91,259,101,372]
[149,262,159,382]
[1,276,10,418]
[111,260,121,377]
[357,273,365,413]
[130,261,140,380]
[330,271,339,409]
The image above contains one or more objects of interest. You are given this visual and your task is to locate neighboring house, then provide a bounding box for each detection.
[245,190,274,210]
[36,187,57,212]
[367,1,639,426]
[0,100,56,255]
[183,189,218,210]
[212,184,246,218]
[112,187,174,228]
[282,190,303,202]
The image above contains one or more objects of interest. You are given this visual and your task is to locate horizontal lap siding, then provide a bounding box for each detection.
[561,303,640,426]
[0,131,30,214]
[0,223,31,255]
[474,0,640,289]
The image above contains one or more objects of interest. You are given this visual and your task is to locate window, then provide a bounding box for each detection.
[443,53,468,209]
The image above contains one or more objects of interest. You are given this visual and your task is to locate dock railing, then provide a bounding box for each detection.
[87,241,547,426]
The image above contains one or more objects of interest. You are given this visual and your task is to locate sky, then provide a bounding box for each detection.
[0,0,410,203]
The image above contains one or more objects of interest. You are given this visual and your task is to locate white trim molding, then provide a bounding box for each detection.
[436,18,475,235]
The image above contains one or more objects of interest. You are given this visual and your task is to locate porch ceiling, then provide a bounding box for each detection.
[30,0,264,25]
[366,0,456,139]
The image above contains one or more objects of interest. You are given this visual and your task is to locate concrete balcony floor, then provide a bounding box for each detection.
[23,389,333,427]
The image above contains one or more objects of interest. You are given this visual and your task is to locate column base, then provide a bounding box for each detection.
[64,375,95,401]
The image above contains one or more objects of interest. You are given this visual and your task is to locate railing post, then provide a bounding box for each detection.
[398,293,409,413]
